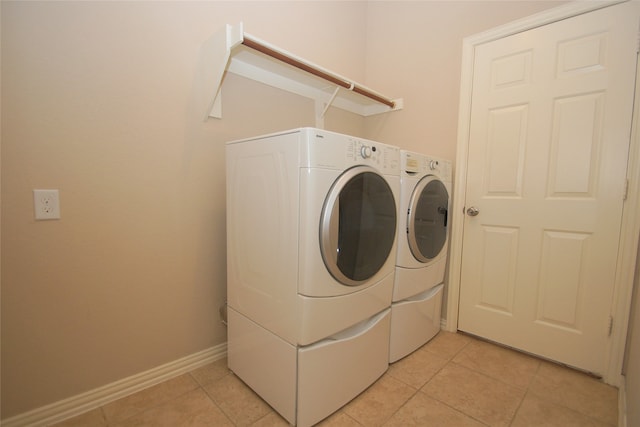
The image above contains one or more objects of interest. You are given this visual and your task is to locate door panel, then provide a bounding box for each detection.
[537,230,589,330]
[486,105,527,196]
[458,1,638,374]
[477,225,518,314]
[548,92,603,196]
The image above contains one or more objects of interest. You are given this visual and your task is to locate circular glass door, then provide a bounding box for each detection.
[407,176,449,263]
[320,166,397,286]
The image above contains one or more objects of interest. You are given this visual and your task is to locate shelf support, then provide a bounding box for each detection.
[202,23,244,120]
[320,86,342,118]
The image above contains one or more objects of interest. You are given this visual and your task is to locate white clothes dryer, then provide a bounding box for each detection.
[226,128,400,426]
[390,150,452,362]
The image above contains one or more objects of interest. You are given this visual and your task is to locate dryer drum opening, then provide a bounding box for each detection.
[320,166,397,286]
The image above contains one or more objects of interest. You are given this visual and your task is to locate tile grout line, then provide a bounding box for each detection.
[506,363,545,426]
[385,335,488,426]
[103,377,203,426]
[378,381,421,426]
[420,335,531,427]
[379,334,472,425]
[188,371,238,426]
[418,352,493,427]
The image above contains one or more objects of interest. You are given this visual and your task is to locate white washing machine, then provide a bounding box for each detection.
[226,128,400,426]
[389,150,451,362]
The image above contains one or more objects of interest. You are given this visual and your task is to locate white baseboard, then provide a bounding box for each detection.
[619,375,627,427]
[1,343,227,427]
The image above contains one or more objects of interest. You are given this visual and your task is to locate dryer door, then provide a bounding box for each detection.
[320,166,397,286]
[407,176,449,263]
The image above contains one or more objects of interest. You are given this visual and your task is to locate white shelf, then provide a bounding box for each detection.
[202,23,403,123]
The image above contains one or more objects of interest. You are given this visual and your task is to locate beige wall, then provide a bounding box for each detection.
[0,1,367,418]
[363,0,566,159]
[1,0,565,419]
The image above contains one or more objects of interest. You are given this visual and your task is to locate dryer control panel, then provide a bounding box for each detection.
[301,128,400,175]
[346,138,400,173]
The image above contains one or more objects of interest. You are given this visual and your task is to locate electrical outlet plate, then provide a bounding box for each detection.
[33,189,60,220]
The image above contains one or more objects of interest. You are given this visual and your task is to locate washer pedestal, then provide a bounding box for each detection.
[389,284,443,363]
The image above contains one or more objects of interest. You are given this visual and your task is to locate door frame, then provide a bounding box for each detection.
[445,0,639,386]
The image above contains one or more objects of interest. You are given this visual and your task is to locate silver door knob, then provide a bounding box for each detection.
[466,207,480,216]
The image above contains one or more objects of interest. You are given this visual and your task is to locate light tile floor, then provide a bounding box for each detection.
[51,332,618,427]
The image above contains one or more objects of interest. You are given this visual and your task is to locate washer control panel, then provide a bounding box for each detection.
[402,151,451,181]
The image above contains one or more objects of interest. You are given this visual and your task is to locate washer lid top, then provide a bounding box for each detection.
[407,175,449,263]
[320,166,397,286]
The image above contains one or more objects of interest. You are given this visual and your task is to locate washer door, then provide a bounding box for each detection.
[407,176,449,263]
[320,166,397,286]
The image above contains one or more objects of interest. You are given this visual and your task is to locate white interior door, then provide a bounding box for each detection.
[458,1,638,375]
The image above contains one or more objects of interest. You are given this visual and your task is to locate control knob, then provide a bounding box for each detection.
[361,145,372,159]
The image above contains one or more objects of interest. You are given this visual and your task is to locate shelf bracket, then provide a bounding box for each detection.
[320,86,342,118]
[202,23,243,120]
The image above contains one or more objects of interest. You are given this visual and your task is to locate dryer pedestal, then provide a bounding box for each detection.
[228,307,391,426]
